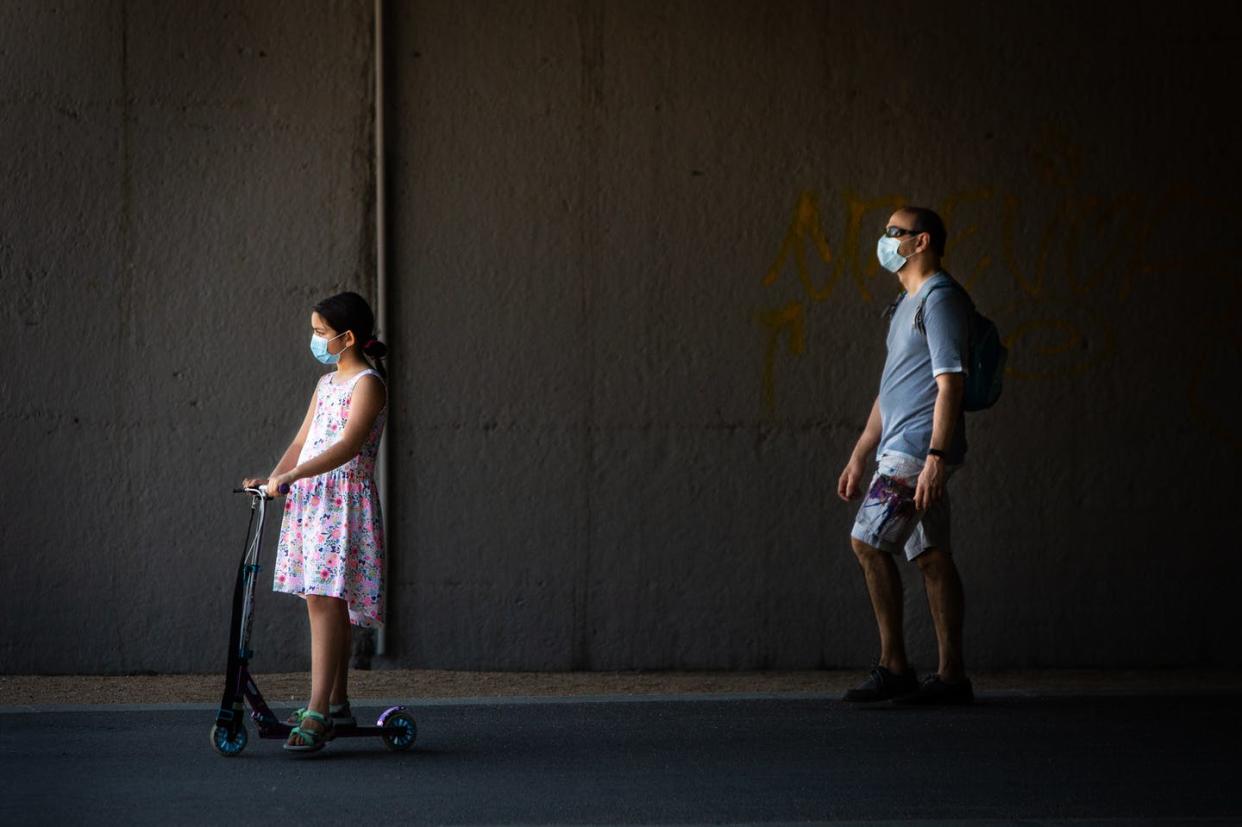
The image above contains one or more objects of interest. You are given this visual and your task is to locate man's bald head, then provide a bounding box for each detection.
[897,207,947,258]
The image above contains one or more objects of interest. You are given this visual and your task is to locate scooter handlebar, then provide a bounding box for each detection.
[232,483,290,498]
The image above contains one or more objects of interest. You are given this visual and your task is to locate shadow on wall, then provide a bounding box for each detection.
[757,129,1239,452]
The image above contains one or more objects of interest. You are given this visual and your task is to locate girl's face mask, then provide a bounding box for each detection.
[310,331,348,365]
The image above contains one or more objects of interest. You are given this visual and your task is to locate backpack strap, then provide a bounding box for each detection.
[882,293,905,323]
[914,277,972,335]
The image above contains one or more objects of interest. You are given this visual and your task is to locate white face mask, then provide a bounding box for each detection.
[876,236,907,273]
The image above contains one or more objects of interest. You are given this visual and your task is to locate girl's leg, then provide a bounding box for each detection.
[330,614,352,707]
[305,595,350,714]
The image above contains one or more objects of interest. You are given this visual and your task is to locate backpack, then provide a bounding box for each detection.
[914,279,1007,412]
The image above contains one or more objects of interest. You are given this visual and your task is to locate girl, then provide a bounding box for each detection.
[242,291,388,753]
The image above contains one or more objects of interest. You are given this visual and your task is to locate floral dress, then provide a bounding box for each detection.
[273,368,386,627]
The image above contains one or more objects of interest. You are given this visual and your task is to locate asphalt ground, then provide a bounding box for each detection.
[2,687,1240,826]
[5,668,1242,706]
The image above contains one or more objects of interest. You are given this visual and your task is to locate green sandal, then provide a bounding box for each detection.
[286,702,356,727]
[329,701,356,727]
[283,710,333,753]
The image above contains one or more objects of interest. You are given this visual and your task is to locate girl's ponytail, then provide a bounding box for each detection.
[361,337,389,379]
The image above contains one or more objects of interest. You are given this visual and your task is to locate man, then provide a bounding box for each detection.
[837,206,973,705]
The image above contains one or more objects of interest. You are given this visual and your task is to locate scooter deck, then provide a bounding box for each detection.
[254,720,408,740]
[221,663,404,737]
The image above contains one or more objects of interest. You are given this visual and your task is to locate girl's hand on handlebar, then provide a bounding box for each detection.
[266,473,293,498]
[242,477,266,489]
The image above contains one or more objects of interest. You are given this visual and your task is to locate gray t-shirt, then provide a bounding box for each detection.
[876,272,970,464]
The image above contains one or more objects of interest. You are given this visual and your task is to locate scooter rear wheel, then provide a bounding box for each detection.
[380,711,417,751]
[210,723,248,756]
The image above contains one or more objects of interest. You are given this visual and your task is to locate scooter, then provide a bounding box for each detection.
[210,484,417,756]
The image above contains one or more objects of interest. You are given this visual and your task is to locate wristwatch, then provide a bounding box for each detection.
[927,448,947,460]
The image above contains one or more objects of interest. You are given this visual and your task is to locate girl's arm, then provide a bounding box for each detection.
[273,376,386,488]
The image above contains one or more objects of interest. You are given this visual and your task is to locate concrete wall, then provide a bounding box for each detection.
[3,1,1238,674]
[385,0,1241,672]
[1,0,375,672]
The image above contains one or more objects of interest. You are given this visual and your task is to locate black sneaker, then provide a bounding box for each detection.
[843,666,919,702]
[890,674,974,706]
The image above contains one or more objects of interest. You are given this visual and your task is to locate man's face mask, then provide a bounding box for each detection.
[876,236,907,273]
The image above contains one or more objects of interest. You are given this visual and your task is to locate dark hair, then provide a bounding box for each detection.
[313,291,388,378]
[902,206,948,257]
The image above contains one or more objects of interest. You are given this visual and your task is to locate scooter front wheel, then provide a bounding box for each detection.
[210,723,248,756]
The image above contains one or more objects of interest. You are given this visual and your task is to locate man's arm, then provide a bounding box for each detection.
[852,396,882,464]
[838,396,881,501]
[914,372,964,510]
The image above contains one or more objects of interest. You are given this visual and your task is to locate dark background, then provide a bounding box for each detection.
[2,0,1238,673]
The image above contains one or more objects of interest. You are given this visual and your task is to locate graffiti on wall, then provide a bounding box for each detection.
[756,143,1235,451]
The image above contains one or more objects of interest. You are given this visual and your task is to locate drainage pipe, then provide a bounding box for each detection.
[373,0,389,656]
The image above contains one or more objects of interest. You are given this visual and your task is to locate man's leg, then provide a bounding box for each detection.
[915,546,966,683]
[851,537,909,673]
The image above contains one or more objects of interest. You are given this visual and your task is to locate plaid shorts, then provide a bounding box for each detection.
[850,452,957,561]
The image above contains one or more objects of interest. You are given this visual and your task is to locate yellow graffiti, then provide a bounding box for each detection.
[761,190,908,306]
[758,190,914,413]
[761,192,836,300]
[757,182,1132,414]
[937,188,994,291]
[758,302,805,414]
[756,164,1227,423]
